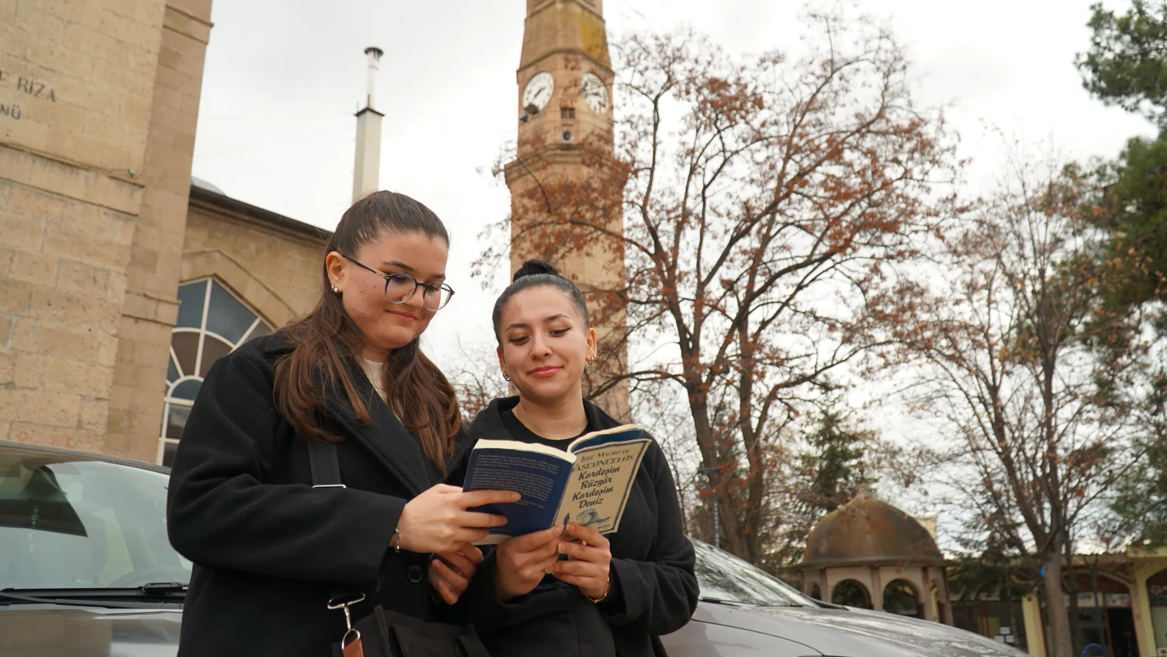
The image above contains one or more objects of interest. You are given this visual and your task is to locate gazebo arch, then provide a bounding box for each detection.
[831,579,872,609]
[884,579,923,618]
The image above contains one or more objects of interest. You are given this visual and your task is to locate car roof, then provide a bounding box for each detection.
[0,440,170,475]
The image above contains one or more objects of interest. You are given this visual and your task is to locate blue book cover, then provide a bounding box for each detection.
[462,424,649,543]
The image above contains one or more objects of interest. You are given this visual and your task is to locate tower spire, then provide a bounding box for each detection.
[364,46,382,110]
[352,46,384,203]
[506,0,629,419]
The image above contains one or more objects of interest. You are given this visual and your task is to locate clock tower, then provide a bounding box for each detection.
[505,0,630,419]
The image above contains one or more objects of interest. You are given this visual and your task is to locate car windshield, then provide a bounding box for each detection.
[0,448,191,590]
[692,539,812,607]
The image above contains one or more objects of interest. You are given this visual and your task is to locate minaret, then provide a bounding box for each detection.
[505,0,629,419]
[352,46,384,203]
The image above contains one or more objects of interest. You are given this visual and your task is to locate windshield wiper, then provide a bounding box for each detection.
[136,581,187,595]
[749,601,801,608]
[700,596,801,608]
[699,596,742,605]
[0,583,186,608]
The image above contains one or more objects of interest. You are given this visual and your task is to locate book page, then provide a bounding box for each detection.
[554,439,650,535]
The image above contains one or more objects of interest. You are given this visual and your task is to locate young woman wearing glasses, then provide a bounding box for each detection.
[167,192,517,656]
[443,260,698,657]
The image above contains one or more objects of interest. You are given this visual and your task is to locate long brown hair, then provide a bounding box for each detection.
[273,191,461,473]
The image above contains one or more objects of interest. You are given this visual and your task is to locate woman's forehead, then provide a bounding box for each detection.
[357,231,448,272]
[505,286,581,321]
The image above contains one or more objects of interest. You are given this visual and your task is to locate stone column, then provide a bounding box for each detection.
[106,0,212,461]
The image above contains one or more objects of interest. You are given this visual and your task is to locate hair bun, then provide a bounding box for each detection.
[512,258,559,282]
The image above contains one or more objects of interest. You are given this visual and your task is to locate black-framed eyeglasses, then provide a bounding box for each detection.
[341,254,455,311]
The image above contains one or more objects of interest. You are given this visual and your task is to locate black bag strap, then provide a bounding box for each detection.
[308,440,345,488]
[307,440,364,615]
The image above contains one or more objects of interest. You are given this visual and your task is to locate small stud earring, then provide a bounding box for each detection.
[333,286,340,294]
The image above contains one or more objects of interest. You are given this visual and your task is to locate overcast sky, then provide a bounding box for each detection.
[192,0,1153,350]
[191,0,1153,529]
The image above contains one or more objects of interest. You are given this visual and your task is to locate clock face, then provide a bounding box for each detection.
[522,72,555,112]
[581,72,609,113]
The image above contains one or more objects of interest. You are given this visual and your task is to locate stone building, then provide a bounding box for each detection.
[0,0,326,465]
[1,0,628,463]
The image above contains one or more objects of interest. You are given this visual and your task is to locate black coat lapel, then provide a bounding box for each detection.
[324,360,436,497]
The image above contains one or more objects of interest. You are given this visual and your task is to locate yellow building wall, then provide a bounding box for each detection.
[1021,595,1047,657]
[1132,548,1167,657]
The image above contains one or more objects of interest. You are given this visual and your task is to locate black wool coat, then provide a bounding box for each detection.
[167,334,452,657]
[448,397,699,657]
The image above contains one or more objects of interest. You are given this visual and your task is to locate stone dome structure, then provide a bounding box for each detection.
[798,491,952,624]
[802,493,946,568]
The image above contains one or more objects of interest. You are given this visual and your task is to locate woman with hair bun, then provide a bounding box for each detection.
[447,259,698,657]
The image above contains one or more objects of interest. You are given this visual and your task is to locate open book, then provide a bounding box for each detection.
[462,424,650,544]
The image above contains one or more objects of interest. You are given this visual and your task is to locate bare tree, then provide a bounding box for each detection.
[477,10,961,563]
[443,339,510,422]
[883,155,1149,656]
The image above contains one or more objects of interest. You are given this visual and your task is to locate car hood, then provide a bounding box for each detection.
[0,605,181,657]
[694,602,1028,657]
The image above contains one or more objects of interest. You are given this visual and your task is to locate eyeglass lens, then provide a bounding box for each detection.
[384,274,452,310]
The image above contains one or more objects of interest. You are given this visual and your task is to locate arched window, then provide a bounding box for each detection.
[884,579,923,617]
[831,580,872,609]
[159,279,272,466]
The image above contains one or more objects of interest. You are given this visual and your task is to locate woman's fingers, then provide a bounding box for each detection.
[557,540,608,564]
[507,526,562,553]
[458,489,521,508]
[436,578,458,605]
[428,562,462,605]
[457,510,510,528]
[504,536,558,573]
[457,543,484,566]
[550,573,590,588]
[550,558,606,578]
[564,522,608,547]
[437,550,477,578]
[445,527,490,548]
[433,558,469,591]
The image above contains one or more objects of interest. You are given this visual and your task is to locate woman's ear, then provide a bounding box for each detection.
[586,327,598,361]
[325,251,346,293]
[496,346,507,378]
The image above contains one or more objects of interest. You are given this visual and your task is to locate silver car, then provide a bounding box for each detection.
[663,540,1030,657]
[0,442,185,657]
[1,442,1027,657]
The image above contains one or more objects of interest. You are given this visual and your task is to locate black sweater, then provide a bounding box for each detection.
[449,398,699,657]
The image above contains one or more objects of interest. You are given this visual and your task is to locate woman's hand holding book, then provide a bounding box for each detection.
[550,523,611,601]
[398,484,519,553]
